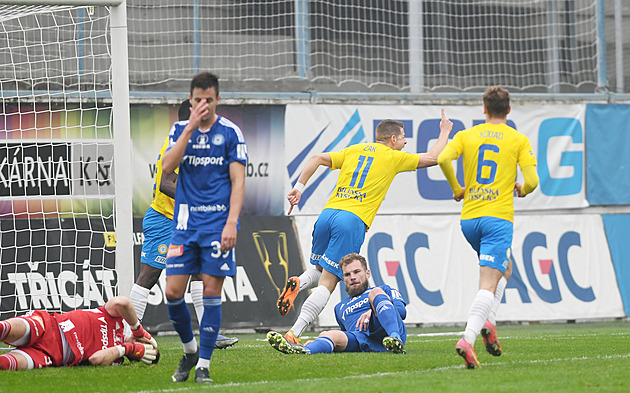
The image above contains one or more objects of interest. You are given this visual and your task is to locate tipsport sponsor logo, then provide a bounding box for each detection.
[182,155,225,167]
[98,316,109,350]
[287,109,367,209]
[341,297,369,321]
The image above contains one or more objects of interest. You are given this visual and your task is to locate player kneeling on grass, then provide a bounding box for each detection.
[0,296,158,370]
[268,253,406,355]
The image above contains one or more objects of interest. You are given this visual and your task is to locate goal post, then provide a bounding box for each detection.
[0,0,133,318]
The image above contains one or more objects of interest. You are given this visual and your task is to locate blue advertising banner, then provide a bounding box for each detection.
[585,103,630,205]
[602,214,630,316]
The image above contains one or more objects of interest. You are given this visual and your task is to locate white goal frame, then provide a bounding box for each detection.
[1,0,133,299]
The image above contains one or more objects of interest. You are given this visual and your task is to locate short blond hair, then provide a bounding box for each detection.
[339,253,368,271]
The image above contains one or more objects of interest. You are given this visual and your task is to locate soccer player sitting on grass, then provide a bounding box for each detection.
[0,296,158,370]
[268,253,407,355]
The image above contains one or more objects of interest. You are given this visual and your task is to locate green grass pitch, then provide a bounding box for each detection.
[1,321,629,392]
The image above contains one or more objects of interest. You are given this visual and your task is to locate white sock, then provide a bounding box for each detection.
[129,284,151,321]
[298,269,322,291]
[488,277,507,325]
[196,358,210,369]
[190,280,204,324]
[463,289,495,346]
[290,285,330,337]
[183,338,198,354]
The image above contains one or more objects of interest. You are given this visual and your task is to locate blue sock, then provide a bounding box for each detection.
[304,337,334,354]
[199,296,221,362]
[373,294,401,339]
[166,296,194,346]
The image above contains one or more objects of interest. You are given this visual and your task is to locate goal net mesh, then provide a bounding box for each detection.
[0,5,117,319]
[124,0,599,93]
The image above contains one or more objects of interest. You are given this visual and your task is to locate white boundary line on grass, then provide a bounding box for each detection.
[134,353,630,393]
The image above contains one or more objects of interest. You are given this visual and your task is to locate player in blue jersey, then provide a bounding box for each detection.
[128,99,237,350]
[267,253,407,355]
[161,72,247,383]
[438,86,538,369]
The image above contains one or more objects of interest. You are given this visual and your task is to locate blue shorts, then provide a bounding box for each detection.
[460,217,513,274]
[165,229,236,277]
[310,209,367,279]
[343,318,407,353]
[140,207,173,269]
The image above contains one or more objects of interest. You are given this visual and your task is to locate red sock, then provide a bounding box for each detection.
[0,353,18,370]
[0,320,11,342]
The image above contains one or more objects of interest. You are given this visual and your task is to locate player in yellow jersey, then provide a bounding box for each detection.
[437,86,538,369]
[128,100,237,350]
[277,110,453,344]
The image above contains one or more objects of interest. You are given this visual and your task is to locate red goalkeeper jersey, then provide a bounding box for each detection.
[53,306,125,366]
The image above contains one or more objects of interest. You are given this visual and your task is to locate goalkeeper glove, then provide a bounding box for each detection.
[120,342,158,365]
[131,323,158,349]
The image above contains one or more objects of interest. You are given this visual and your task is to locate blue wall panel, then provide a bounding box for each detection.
[602,214,630,316]
[585,104,630,205]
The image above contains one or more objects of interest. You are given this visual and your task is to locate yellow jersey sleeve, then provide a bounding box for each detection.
[149,137,176,219]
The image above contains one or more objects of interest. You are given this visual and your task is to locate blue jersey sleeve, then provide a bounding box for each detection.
[221,118,248,166]
[167,121,187,151]
[334,303,346,331]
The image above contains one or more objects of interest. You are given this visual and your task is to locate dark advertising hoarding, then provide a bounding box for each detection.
[134,215,308,331]
[0,215,307,329]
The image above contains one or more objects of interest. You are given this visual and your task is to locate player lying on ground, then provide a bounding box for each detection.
[0,296,158,370]
[268,253,407,354]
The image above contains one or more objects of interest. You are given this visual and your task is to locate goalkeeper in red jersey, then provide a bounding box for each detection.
[0,296,158,370]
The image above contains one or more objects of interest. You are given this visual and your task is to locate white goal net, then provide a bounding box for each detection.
[0,3,132,319]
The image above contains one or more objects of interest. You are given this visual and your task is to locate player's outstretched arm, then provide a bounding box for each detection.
[88,343,157,366]
[88,346,125,366]
[287,153,332,214]
[417,108,453,168]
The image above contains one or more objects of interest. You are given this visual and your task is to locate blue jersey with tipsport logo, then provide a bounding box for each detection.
[334,285,405,331]
[167,116,248,232]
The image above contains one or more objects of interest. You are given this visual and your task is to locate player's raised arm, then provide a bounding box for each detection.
[162,99,209,174]
[287,153,332,214]
[417,108,453,168]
